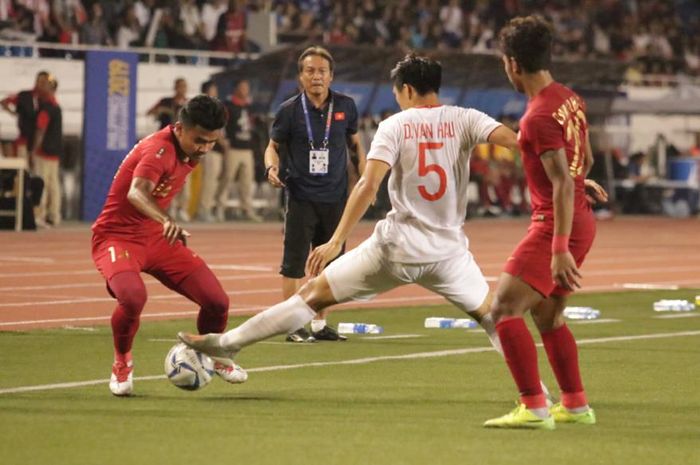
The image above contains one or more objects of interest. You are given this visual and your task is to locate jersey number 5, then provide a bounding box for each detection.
[418,142,446,201]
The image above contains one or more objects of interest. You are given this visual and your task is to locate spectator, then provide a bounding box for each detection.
[115,4,141,49]
[31,76,62,227]
[213,0,246,53]
[0,70,50,160]
[201,0,228,44]
[133,0,154,29]
[80,2,112,46]
[218,79,261,222]
[196,80,226,222]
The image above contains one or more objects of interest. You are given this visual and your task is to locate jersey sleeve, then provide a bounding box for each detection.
[133,145,167,184]
[523,113,565,156]
[345,99,358,135]
[270,104,291,144]
[463,108,502,146]
[367,117,400,167]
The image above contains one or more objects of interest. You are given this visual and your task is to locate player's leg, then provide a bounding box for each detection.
[309,199,347,341]
[92,236,146,396]
[483,273,554,429]
[281,196,318,342]
[532,295,596,424]
[179,238,401,359]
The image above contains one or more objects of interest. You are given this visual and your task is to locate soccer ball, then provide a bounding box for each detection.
[164,343,215,391]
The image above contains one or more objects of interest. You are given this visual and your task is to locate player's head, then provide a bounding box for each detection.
[298,46,334,98]
[35,70,50,90]
[390,54,441,110]
[499,15,553,92]
[175,95,226,160]
[201,80,218,97]
[234,79,250,98]
[174,77,188,97]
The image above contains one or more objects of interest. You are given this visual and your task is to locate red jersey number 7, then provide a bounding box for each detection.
[418,141,446,201]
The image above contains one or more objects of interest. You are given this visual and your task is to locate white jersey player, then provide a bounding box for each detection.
[177,54,520,368]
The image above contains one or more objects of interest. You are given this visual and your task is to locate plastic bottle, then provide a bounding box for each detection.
[562,307,601,320]
[653,300,695,312]
[337,323,384,334]
[424,317,478,329]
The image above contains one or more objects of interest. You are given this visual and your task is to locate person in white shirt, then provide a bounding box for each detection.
[177,54,520,367]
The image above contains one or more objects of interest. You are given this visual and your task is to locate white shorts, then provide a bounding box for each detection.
[324,237,489,312]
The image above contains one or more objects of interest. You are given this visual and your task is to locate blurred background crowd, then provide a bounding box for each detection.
[0,1,698,77]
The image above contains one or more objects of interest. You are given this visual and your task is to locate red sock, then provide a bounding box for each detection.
[177,266,230,334]
[496,317,546,409]
[541,324,587,409]
[108,272,147,359]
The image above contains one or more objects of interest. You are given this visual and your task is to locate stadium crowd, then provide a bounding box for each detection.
[0,1,698,76]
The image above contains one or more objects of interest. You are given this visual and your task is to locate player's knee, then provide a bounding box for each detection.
[119,286,147,312]
[298,277,333,312]
[206,290,229,315]
[490,296,522,322]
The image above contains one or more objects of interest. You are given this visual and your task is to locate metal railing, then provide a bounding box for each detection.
[0,40,259,66]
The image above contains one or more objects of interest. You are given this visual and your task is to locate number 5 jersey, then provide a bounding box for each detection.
[366,105,501,263]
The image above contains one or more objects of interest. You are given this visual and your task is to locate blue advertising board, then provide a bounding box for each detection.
[81,50,138,221]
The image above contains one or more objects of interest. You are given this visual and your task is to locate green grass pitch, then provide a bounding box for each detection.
[1,289,699,465]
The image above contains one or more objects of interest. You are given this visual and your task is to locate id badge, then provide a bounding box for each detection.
[309,149,329,175]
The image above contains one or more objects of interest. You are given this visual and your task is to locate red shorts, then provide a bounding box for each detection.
[91,233,206,285]
[504,209,596,297]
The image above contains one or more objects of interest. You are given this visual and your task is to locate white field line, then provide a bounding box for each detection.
[359,334,424,340]
[570,318,620,324]
[1,330,698,395]
[654,313,700,319]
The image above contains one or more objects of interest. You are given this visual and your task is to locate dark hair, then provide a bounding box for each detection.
[36,70,50,79]
[390,54,442,96]
[499,15,553,73]
[179,95,226,131]
[297,46,334,73]
[200,80,215,94]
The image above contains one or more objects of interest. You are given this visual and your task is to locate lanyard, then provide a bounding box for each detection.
[301,92,334,150]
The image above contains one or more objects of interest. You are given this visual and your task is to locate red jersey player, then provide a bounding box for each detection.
[484,16,608,429]
[91,95,247,396]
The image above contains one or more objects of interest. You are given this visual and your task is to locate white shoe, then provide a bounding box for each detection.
[213,361,248,384]
[109,361,134,396]
[177,332,237,360]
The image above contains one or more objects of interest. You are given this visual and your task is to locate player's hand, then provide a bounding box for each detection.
[179,229,191,246]
[551,251,582,291]
[584,179,608,205]
[306,241,342,276]
[266,165,285,188]
[163,219,184,245]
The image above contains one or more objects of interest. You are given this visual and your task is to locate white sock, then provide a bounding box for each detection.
[479,313,503,355]
[310,319,326,333]
[219,295,316,351]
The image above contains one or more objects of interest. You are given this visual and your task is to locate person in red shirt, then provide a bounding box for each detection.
[484,16,608,430]
[91,95,247,396]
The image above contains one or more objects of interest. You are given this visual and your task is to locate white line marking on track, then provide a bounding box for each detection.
[1,330,698,395]
[61,326,98,332]
[0,256,56,264]
[209,264,274,272]
[620,283,680,290]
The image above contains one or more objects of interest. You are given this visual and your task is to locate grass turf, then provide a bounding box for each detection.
[1,289,699,465]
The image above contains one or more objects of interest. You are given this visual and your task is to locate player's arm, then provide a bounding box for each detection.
[263,139,285,187]
[486,125,518,150]
[347,132,367,175]
[127,177,186,245]
[581,130,609,204]
[306,159,390,276]
[541,148,581,291]
[0,95,17,114]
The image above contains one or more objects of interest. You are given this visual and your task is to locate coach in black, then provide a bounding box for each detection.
[265,46,366,342]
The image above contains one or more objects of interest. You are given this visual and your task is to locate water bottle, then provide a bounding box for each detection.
[337,323,384,334]
[653,300,695,312]
[424,317,478,329]
[563,307,601,320]
[696,295,700,306]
